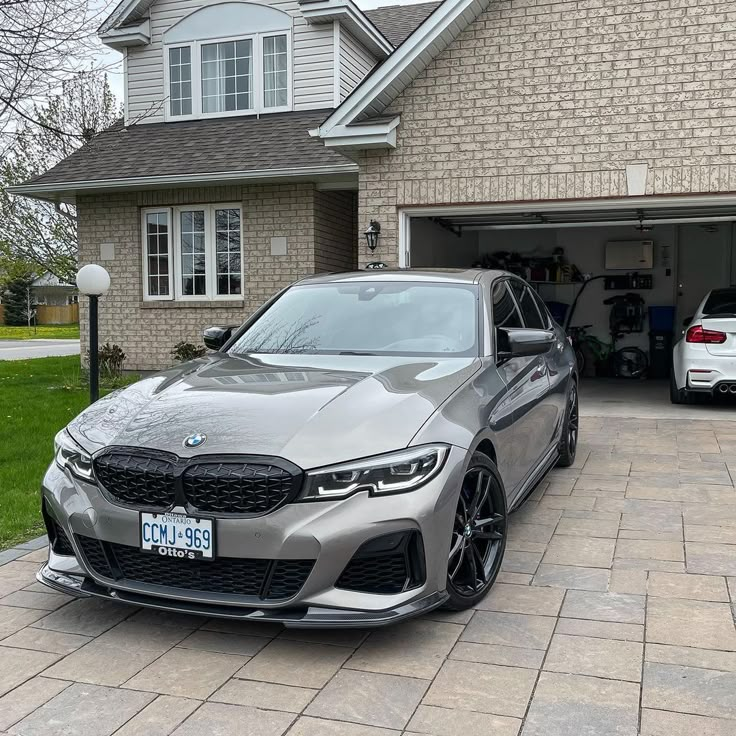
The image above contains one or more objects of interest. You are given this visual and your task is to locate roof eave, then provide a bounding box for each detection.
[99,19,150,49]
[315,0,491,139]
[311,116,400,150]
[300,0,393,57]
[8,163,360,205]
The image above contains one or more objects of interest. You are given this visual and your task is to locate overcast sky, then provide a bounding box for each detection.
[97,0,430,102]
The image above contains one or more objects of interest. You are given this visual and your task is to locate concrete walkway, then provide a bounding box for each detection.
[0,339,80,361]
[1,414,736,735]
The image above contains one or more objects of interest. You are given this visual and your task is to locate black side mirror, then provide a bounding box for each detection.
[203,325,237,351]
[682,316,694,327]
[497,327,555,360]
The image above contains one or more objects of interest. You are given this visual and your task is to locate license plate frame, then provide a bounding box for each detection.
[139,512,216,561]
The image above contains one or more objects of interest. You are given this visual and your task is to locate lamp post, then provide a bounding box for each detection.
[76,264,110,404]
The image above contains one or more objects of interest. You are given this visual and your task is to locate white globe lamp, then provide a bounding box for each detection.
[76,264,111,403]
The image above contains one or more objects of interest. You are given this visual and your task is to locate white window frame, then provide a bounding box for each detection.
[163,30,292,122]
[141,208,174,301]
[142,204,244,302]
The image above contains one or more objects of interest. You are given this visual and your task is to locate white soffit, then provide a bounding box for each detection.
[315,0,491,147]
[100,19,150,49]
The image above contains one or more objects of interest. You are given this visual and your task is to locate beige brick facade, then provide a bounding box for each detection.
[77,183,356,370]
[358,0,736,266]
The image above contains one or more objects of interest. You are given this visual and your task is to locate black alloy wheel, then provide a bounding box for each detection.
[557,381,579,467]
[445,452,506,610]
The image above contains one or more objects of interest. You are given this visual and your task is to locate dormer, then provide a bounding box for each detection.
[100,0,395,126]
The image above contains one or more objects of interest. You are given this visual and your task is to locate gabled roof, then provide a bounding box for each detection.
[315,0,491,148]
[9,111,357,202]
[364,1,441,47]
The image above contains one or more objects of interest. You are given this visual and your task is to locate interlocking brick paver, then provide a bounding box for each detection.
[3,413,736,734]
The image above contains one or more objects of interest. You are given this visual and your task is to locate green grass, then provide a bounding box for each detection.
[0,324,80,340]
[0,355,137,549]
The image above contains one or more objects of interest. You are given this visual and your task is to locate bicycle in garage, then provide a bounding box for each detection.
[567,324,649,379]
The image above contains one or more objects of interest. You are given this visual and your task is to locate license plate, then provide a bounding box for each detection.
[140,512,214,560]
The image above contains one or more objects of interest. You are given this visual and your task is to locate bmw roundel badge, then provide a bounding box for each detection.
[183,433,207,449]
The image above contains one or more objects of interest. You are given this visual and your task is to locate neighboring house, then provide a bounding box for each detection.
[31,272,78,306]
[10,0,736,369]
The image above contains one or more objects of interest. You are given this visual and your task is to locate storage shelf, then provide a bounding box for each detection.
[529,281,582,286]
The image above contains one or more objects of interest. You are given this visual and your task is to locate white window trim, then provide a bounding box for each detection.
[142,204,244,302]
[163,30,292,122]
[141,207,174,301]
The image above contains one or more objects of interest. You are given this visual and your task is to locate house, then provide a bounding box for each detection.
[31,273,78,307]
[11,0,736,372]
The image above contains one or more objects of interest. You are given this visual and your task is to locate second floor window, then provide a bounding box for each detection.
[166,32,291,120]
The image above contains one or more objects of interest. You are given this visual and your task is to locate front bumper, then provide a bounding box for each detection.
[39,446,466,627]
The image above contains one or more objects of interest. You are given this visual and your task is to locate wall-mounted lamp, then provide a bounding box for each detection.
[364,220,381,251]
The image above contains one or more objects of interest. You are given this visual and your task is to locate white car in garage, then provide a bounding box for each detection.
[671,288,736,404]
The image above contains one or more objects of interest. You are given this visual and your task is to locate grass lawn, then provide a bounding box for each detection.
[0,324,80,340]
[0,355,137,549]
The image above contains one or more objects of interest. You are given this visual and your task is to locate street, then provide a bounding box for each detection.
[0,339,80,361]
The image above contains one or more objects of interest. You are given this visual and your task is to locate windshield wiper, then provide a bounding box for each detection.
[339,351,377,356]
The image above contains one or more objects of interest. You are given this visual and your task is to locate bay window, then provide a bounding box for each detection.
[166,32,291,120]
[142,205,243,302]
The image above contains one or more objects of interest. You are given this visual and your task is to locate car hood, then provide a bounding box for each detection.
[68,353,480,468]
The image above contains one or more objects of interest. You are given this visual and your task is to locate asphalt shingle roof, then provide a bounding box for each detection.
[26,110,351,187]
[364,1,442,47]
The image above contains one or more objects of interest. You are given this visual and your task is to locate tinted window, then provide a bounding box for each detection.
[509,280,546,329]
[703,289,736,316]
[229,281,479,357]
[492,281,523,329]
[529,289,553,328]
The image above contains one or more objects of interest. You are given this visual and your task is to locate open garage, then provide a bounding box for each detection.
[400,197,736,418]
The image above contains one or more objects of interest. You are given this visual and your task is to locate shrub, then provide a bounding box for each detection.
[97,342,126,381]
[171,341,207,362]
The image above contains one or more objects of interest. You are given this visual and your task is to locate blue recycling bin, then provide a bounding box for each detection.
[648,306,675,331]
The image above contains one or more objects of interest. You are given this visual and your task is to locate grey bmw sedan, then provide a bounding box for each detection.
[40,269,578,627]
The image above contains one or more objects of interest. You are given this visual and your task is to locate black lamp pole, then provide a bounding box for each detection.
[89,295,99,403]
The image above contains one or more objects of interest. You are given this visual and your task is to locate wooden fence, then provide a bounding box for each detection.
[36,304,79,324]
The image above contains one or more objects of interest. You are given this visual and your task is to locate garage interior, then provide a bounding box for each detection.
[407,203,736,416]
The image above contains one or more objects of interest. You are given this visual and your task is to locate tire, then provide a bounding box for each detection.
[614,347,648,379]
[444,452,507,611]
[556,380,579,467]
[670,370,684,404]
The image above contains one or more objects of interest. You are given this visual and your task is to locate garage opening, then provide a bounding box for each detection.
[405,202,736,415]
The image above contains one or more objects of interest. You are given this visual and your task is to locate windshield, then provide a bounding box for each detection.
[703,289,736,316]
[229,281,479,357]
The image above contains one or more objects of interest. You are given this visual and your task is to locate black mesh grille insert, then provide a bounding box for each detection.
[94,452,177,509]
[182,462,296,514]
[92,451,302,516]
[51,520,75,556]
[76,535,313,600]
[337,531,425,595]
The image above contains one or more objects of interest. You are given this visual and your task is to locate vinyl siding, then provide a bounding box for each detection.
[125,0,335,124]
[339,29,376,102]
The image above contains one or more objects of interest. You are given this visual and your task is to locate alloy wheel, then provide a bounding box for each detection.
[448,466,506,597]
[567,384,579,456]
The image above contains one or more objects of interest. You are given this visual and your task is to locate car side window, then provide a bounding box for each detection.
[491,280,523,329]
[509,280,546,329]
[529,289,553,329]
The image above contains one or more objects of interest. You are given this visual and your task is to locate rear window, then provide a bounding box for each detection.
[703,289,736,316]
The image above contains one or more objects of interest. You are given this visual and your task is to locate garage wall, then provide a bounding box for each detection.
[477,225,679,352]
[410,218,479,267]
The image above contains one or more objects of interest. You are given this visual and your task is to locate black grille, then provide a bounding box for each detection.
[51,520,75,556]
[183,462,295,514]
[76,535,313,600]
[92,450,301,516]
[337,531,425,595]
[94,452,177,509]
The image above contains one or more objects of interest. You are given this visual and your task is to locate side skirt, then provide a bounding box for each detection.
[508,444,560,513]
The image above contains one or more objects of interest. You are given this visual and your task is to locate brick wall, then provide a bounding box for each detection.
[78,182,355,370]
[358,0,736,265]
[314,190,358,273]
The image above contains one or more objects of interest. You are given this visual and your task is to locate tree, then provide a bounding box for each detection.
[2,272,35,326]
[0,0,103,139]
[0,71,120,281]
[0,241,35,291]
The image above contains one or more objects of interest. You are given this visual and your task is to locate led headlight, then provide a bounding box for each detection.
[301,445,449,500]
[54,430,94,482]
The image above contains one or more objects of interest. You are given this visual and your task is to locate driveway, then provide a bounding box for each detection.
[1,414,735,735]
[0,339,80,361]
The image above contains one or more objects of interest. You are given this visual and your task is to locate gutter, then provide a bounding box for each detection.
[8,163,360,199]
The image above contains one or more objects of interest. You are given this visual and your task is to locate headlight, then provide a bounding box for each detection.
[54,430,94,482]
[300,445,449,501]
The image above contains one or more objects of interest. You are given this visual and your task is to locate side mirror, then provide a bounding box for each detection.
[202,325,237,351]
[497,327,555,360]
[682,316,694,327]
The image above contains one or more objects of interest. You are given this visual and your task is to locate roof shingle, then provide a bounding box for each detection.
[26,110,352,187]
[364,1,442,47]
